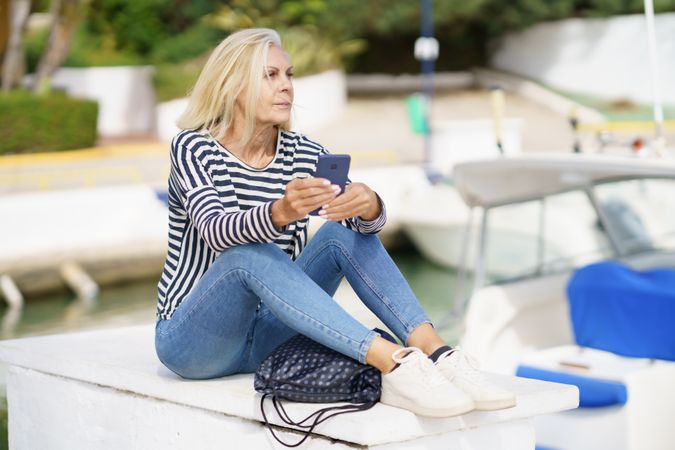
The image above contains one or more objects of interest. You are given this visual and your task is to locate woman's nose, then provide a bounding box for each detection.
[279,74,293,92]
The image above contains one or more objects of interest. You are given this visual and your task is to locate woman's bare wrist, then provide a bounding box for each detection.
[360,191,381,221]
[271,199,291,229]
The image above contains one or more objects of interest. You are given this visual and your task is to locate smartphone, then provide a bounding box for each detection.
[310,154,351,216]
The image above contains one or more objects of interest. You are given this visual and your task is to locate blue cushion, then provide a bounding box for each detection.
[567,261,675,361]
[516,365,627,408]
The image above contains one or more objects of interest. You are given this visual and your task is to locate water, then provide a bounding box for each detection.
[0,249,458,447]
[388,249,462,342]
[0,249,458,342]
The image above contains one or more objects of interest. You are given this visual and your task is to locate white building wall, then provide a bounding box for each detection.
[290,69,347,132]
[50,66,157,137]
[491,13,675,105]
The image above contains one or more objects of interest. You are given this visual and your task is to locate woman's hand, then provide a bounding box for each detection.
[318,182,380,222]
[272,178,340,228]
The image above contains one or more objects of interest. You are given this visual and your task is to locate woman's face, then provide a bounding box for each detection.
[255,44,294,127]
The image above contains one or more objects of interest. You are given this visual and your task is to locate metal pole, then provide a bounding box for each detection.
[569,107,582,153]
[421,0,434,167]
[490,86,505,155]
[473,208,489,293]
[643,0,665,153]
[536,198,546,275]
[452,207,475,318]
[586,188,622,257]
[415,0,438,171]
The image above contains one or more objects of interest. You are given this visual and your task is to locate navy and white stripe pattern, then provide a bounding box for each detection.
[157,128,387,320]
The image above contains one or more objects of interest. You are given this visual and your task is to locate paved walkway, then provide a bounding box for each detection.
[0,90,575,194]
[314,90,575,165]
[0,144,168,194]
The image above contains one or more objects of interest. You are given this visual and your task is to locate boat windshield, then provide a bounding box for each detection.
[593,177,675,255]
[480,177,675,285]
[482,188,613,284]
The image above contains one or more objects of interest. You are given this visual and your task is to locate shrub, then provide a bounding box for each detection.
[0,91,98,154]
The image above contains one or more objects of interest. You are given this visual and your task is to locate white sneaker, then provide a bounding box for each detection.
[435,348,516,411]
[380,347,474,417]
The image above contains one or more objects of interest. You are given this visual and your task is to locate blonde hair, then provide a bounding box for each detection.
[177,28,291,144]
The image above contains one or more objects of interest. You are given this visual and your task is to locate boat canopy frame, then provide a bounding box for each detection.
[445,162,675,324]
[452,154,675,210]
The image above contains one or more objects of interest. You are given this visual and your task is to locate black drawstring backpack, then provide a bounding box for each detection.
[254,329,396,447]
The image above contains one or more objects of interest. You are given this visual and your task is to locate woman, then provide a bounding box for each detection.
[155,28,515,417]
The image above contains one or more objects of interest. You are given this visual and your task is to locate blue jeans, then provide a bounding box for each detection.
[155,221,430,379]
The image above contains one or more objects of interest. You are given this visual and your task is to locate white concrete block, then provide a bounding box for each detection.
[6,366,349,450]
[0,325,578,448]
[5,366,537,450]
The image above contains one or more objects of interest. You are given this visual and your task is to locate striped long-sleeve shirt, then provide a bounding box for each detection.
[156,128,387,320]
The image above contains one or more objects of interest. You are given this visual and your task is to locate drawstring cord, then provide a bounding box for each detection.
[260,393,376,447]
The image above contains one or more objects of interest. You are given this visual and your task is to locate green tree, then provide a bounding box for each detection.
[0,0,9,59]
[207,0,366,75]
[29,0,675,77]
[31,0,86,93]
[82,0,217,59]
[2,0,31,91]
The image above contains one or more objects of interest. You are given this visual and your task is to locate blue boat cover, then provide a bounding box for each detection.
[567,261,675,361]
[154,190,169,206]
[516,365,627,408]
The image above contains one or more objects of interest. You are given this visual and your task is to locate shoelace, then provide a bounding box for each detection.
[446,347,486,384]
[392,347,448,387]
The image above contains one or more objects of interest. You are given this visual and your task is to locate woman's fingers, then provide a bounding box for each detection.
[319,192,366,221]
[319,183,376,221]
[299,191,338,212]
[283,177,340,217]
[289,177,331,191]
[275,178,378,225]
[302,185,340,200]
[288,178,336,197]
[321,205,369,221]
